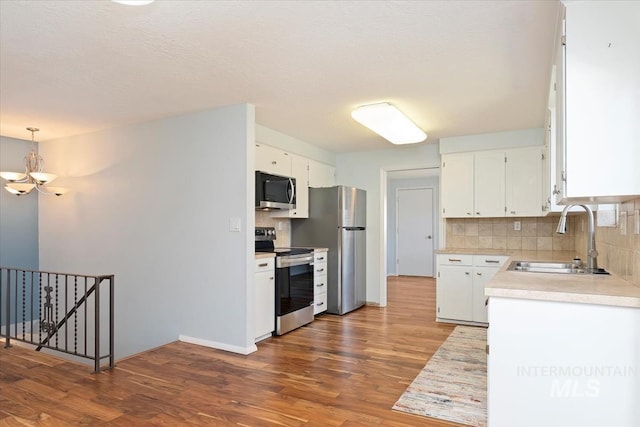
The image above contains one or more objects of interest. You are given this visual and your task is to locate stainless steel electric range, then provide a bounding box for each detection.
[255,227,314,335]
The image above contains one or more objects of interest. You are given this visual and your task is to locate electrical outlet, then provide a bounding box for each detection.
[277,221,284,231]
[634,210,640,235]
[514,221,521,231]
[619,212,627,235]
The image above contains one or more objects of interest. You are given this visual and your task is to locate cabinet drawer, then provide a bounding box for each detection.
[473,255,509,267]
[314,262,327,277]
[255,257,274,272]
[314,292,327,314]
[437,254,473,266]
[314,276,327,294]
[314,251,327,263]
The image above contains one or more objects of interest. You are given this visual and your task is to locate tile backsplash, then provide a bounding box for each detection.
[444,197,640,286]
[576,197,640,286]
[445,216,576,252]
[255,211,291,247]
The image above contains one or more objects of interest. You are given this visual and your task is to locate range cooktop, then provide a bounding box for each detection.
[255,226,314,256]
[256,247,313,256]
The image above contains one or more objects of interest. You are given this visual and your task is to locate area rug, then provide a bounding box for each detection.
[392,326,487,426]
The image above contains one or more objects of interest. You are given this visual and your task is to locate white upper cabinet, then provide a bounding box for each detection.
[271,154,309,218]
[442,147,544,218]
[441,151,505,218]
[255,143,291,177]
[441,153,475,217]
[555,1,640,203]
[505,147,544,217]
[474,151,506,218]
[308,159,335,188]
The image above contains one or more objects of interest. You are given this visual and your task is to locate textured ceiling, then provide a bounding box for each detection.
[0,0,559,152]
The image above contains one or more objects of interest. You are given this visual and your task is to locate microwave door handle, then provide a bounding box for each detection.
[288,178,295,204]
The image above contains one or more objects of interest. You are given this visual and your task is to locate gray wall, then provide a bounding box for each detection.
[0,135,39,270]
[386,176,439,275]
[37,104,256,359]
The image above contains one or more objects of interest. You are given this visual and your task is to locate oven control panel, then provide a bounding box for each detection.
[255,227,276,241]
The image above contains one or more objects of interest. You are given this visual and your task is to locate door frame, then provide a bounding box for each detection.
[378,166,441,307]
[394,186,436,277]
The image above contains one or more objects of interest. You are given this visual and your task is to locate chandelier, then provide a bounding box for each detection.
[0,127,68,196]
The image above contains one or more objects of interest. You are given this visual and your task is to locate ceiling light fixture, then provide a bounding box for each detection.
[112,0,155,5]
[351,102,427,145]
[0,128,68,196]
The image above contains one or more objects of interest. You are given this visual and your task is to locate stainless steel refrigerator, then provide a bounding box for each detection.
[291,186,366,315]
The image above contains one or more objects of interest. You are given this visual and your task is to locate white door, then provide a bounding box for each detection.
[396,188,434,276]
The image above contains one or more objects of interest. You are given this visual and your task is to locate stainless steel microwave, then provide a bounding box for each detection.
[255,171,296,210]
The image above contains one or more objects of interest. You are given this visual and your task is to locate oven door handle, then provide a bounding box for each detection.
[277,254,314,268]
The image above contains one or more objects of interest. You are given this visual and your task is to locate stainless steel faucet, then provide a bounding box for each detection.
[556,204,598,270]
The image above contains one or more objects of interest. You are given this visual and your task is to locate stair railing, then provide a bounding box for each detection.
[1,267,114,373]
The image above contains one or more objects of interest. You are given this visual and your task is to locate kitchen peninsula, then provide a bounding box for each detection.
[485,253,640,427]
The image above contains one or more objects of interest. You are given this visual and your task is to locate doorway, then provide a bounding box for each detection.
[396,187,434,276]
[386,169,440,279]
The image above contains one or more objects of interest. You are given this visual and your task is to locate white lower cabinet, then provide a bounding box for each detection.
[313,251,328,315]
[436,254,508,324]
[254,257,275,341]
[488,296,640,427]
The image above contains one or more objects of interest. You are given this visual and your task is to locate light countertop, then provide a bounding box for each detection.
[479,251,640,309]
[438,248,640,308]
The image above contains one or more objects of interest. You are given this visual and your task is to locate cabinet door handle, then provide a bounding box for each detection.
[510,210,516,214]
[477,272,482,276]
[271,161,277,165]
[485,260,500,264]
[258,263,268,267]
[316,301,324,306]
[317,257,325,261]
[485,298,489,306]
[269,277,274,280]
[465,272,471,275]
[476,212,481,216]
[316,283,325,287]
[466,212,472,216]
[316,268,324,273]
[448,258,462,262]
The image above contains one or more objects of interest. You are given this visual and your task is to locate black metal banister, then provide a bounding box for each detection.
[36,281,97,350]
[1,267,114,373]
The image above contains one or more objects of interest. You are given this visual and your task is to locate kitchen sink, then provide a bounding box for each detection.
[507,261,586,274]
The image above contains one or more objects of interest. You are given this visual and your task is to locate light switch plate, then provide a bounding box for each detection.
[634,210,640,235]
[619,212,627,235]
[229,217,241,232]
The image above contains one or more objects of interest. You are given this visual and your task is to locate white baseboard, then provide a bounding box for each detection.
[178,335,257,355]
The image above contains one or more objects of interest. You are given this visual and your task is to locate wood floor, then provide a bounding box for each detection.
[0,276,463,426]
